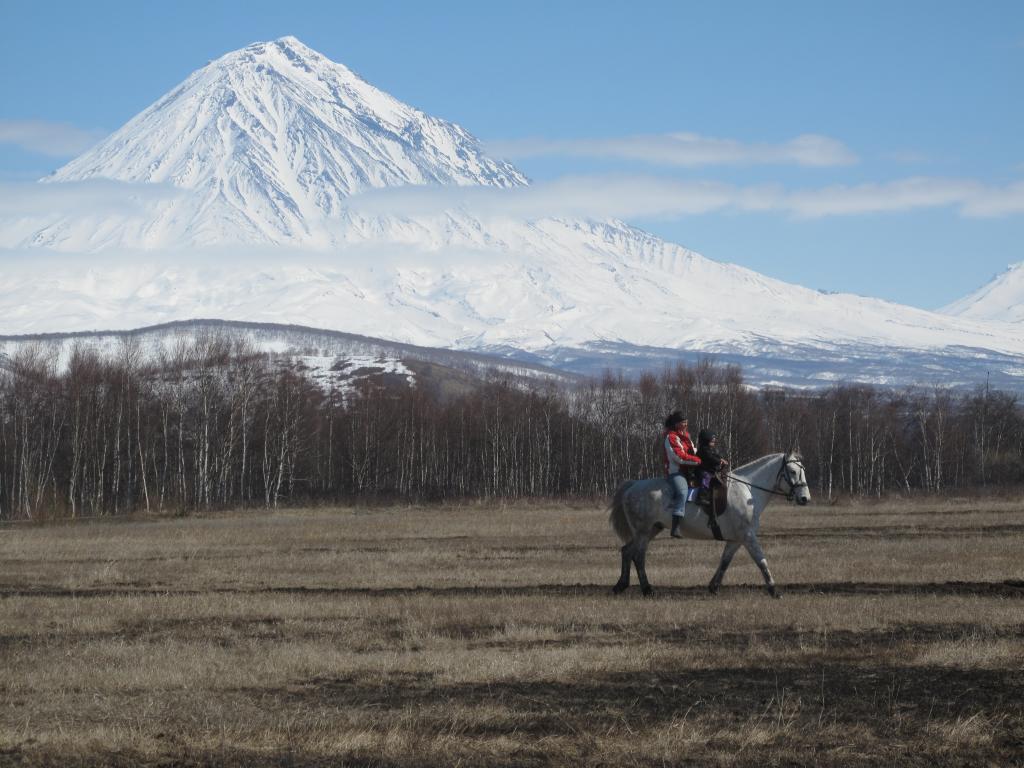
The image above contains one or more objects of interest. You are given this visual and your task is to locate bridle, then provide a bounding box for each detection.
[727,455,808,501]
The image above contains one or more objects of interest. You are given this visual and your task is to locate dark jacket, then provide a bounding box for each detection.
[697,443,726,475]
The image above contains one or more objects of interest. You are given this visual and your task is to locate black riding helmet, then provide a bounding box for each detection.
[698,429,716,446]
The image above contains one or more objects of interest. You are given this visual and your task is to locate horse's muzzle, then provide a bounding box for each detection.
[796,496,809,506]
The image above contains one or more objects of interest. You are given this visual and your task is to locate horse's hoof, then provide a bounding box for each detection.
[611,582,628,595]
[767,586,781,599]
[641,586,654,597]
[708,583,720,596]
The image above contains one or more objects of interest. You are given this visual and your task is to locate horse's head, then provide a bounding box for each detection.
[779,451,811,506]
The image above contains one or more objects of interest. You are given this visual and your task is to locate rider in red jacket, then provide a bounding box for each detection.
[662,411,700,538]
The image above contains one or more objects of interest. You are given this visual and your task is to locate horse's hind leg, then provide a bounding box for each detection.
[744,535,779,598]
[612,543,632,594]
[634,537,654,597]
[708,542,742,595]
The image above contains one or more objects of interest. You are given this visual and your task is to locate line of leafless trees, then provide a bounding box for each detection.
[1,337,1021,519]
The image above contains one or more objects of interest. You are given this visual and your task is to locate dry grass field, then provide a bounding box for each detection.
[1,497,1022,767]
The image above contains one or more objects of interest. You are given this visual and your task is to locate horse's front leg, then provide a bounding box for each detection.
[708,541,742,595]
[744,534,779,598]
[612,542,632,594]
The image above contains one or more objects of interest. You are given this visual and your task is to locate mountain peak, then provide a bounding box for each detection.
[272,34,309,47]
[270,35,320,54]
[201,36,365,101]
[943,260,1024,322]
[226,35,334,70]
[40,37,525,246]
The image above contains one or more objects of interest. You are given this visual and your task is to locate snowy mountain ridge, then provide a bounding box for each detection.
[3,37,1024,389]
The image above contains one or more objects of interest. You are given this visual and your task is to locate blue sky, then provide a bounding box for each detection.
[1,0,1022,309]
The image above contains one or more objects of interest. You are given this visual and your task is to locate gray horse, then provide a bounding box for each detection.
[609,451,810,598]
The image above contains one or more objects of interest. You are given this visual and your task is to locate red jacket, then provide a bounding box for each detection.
[663,428,700,476]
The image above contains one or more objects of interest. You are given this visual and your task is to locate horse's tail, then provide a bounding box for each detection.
[608,480,636,543]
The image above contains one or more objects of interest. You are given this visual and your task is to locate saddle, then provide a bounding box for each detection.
[696,473,728,541]
[696,473,729,516]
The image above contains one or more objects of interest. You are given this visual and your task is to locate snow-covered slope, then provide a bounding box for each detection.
[3,37,1024,388]
[5,223,1024,374]
[943,263,1024,323]
[28,36,524,249]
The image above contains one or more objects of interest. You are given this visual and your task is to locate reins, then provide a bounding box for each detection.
[726,474,790,497]
[726,456,807,500]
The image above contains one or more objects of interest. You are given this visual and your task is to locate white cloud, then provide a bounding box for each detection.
[1,173,1020,251]
[0,120,108,157]
[488,132,858,168]
[959,181,1024,217]
[345,175,1024,221]
[783,178,987,218]
[0,179,181,217]
[345,176,743,220]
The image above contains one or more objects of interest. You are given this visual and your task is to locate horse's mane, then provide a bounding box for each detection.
[733,451,800,477]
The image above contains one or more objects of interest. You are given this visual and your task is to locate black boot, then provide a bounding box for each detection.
[670,515,683,538]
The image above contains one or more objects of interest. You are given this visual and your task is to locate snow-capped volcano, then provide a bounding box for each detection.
[32,36,524,249]
[4,37,1024,388]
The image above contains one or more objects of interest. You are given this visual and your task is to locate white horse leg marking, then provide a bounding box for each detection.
[756,558,778,598]
[708,541,742,594]
[744,535,779,598]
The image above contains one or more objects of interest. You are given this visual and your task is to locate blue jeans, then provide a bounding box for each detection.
[668,472,687,517]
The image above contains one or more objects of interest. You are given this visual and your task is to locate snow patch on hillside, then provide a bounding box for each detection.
[292,354,413,397]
